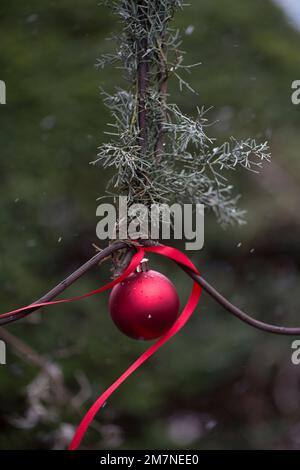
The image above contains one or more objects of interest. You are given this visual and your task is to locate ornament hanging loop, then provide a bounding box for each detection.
[136,258,150,273]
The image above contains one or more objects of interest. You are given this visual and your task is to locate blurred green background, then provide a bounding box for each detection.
[1,0,300,450]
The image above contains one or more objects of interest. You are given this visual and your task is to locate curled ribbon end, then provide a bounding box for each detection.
[68,244,202,450]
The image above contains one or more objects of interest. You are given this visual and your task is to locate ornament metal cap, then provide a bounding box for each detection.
[136,258,150,273]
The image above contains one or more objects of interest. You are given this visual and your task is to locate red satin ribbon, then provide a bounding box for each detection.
[0,248,145,321]
[69,245,202,450]
[0,243,202,450]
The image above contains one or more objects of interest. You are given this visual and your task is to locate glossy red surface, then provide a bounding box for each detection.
[109,270,180,340]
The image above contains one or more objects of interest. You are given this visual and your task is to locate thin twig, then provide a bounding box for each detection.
[183,266,300,336]
[141,240,300,336]
[1,241,300,336]
[0,241,128,326]
[0,327,53,370]
[137,0,149,154]
[155,38,168,158]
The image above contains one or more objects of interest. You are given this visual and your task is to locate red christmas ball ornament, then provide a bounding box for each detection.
[109,259,180,340]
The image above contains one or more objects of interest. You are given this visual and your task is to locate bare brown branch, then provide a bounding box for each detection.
[1,240,300,336]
